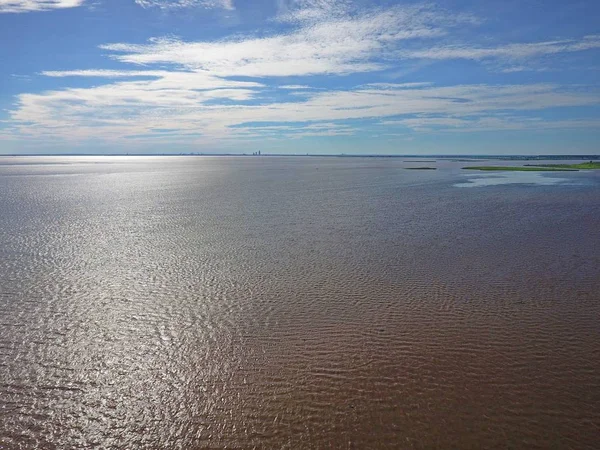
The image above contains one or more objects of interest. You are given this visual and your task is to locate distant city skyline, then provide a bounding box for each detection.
[1,0,599,155]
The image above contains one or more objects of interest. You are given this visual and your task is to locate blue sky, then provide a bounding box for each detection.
[0,0,599,155]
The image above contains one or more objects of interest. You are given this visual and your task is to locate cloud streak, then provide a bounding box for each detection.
[8,78,600,144]
[0,0,83,13]
[100,5,463,77]
[383,116,600,133]
[405,35,600,61]
[134,0,234,10]
[3,1,600,150]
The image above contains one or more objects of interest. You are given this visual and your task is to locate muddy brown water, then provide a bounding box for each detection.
[1,156,599,449]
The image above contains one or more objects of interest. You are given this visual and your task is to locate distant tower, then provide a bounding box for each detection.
[258,150,261,156]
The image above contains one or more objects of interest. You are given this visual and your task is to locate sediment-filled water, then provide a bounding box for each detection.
[1,156,599,449]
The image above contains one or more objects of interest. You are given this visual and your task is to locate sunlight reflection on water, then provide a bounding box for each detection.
[1,156,599,449]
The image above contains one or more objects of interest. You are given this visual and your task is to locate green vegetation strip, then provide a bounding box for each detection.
[463,166,578,172]
[524,162,600,170]
[405,167,437,170]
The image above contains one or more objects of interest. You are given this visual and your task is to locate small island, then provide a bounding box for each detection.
[405,167,437,170]
[524,162,600,170]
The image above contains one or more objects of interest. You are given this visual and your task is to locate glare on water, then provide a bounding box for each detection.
[1,156,599,449]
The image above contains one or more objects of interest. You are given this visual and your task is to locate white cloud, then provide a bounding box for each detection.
[363,82,433,89]
[94,6,600,81]
[41,69,264,88]
[275,0,478,28]
[134,0,234,10]
[275,0,351,23]
[0,0,83,13]
[42,69,169,78]
[100,5,461,77]
[279,85,313,89]
[7,79,600,144]
[228,121,355,140]
[383,115,600,133]
[404,35,600,61]
[3,2,600,148]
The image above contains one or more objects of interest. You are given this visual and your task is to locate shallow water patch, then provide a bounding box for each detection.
[454,171,576,188]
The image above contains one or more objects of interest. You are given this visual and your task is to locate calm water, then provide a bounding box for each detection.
[1,156,599,449]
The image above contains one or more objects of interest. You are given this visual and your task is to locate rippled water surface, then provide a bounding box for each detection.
[1,156,599,449]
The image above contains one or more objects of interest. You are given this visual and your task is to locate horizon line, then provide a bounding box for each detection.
[0,153,598,159]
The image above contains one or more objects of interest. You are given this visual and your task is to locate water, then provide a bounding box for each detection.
[455,171,574,187]
[1,156,599,449]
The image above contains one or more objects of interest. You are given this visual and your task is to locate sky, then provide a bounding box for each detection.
[0,0,599,155]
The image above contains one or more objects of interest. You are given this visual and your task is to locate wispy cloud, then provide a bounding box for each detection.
[383,116,600,133]
[97,6,600,79]
[42,69,169,78]
[134,0,234,10]
[3,1,600,150]
[275,0,352,23]
[100,5,464,77]
[0,0,83,13]
[40,69,264,88]
[279,85,313,90]
[404,35,600,62]
[8,78,599,145]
